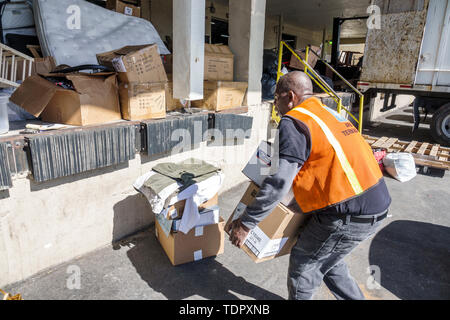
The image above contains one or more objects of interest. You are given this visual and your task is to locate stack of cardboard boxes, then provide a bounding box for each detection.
[165,44,248,112]
[154,193,225,266]
[192,44,248,111]
[97,44,168,121]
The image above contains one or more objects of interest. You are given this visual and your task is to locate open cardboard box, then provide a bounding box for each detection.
[10,72,121,126]
[155,216,225,266]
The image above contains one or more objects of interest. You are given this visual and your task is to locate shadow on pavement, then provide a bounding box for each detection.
[113,230,284,300]
[112,194,155,242]
[369,220,450,300]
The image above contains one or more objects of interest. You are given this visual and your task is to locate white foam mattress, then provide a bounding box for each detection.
[33,0,170,67]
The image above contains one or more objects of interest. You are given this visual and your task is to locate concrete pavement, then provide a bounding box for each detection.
[4,168,450,300]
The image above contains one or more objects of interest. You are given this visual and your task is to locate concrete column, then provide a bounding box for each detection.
[173,0,205,101]
[229,0,266,106]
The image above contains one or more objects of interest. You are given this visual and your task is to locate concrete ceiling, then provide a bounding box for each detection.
[266,0,372,39]
[211,0,371,39]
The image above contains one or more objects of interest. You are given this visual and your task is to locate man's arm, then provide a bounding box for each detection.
[239,158,301,229]
[228,116,311,247]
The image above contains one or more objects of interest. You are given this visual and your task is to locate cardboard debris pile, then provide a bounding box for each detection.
[155,193,225,266]
[9,43,169,126]
[4,0,170,127]
[6,15,247,127]
[226,141,308,263]
[9,42,249,126]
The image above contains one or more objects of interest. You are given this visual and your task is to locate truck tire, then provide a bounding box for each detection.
[431,103,450,146]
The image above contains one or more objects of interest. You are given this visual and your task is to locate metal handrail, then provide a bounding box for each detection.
[273,41,364,133]
[274,41,345,126]
[306,45,365,132]
[278,42,342,104]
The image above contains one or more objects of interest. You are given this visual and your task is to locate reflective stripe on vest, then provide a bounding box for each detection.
[291,106,364,195]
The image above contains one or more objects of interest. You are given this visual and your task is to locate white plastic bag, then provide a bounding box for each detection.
[382,153,417,182]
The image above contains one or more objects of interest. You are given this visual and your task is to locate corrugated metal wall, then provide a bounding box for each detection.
[143,114,209,156]
[1,113,254,185]
[0,142,12,190]
[27,124,136,183]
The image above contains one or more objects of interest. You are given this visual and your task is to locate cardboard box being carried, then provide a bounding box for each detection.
[106,0,141,17]
[191,81,247,111]
[155,216,225,266]
[289,46,321,71]
[96,44,168,84]
[10,73,121,126]
[119,82,166,120]
[225,182,307,263]
[204,44,234,81]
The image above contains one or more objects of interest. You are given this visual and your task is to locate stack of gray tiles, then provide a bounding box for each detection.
[27,124,136,183]
[0,142,12,190]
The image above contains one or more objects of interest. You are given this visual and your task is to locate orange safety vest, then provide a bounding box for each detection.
[286,97,383,214]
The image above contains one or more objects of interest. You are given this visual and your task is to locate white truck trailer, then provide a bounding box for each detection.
[358,0,450,145]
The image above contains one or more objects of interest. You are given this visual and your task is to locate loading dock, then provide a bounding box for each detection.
[0,0,449,302]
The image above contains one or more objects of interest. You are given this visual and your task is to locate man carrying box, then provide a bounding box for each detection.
[227,71,391,300]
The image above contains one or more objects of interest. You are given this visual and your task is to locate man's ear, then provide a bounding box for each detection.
[288,90,297,107]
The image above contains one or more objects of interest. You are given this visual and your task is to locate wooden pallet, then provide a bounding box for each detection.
[363,135,450,170]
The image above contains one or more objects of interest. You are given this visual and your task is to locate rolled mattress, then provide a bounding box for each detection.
[33,0,170,67]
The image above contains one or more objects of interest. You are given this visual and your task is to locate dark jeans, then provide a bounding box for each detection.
[287,212,385,300]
